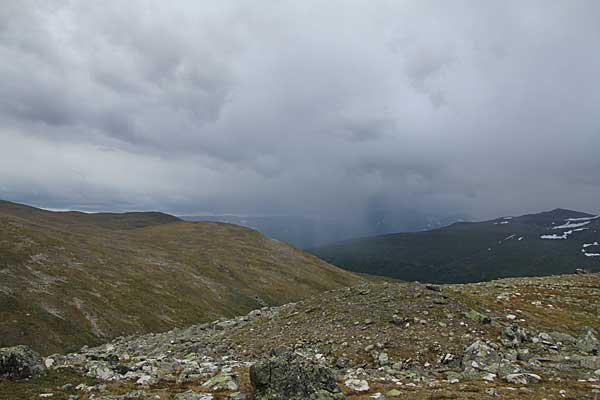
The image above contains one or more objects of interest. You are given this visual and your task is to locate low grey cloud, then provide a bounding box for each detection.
[1,0,599,223]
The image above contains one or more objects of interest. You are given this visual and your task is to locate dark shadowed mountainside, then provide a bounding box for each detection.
[310,209,600,283]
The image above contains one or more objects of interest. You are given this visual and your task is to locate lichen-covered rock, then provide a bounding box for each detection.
[549,332,576,345]
[344,378,369,392]
[502,324,529,346]
[504,373,541,385]
[202,373,239,391]
[0,345,46,380]
[250,347,345,400]
[462,340,501,372]
[577,330,599,354]
[461,340,520,379]
[465,310,491,325]
[174,391,214,400]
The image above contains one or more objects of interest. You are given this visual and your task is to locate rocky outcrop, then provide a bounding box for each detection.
[250,347,345,400]
[0,345,46,380]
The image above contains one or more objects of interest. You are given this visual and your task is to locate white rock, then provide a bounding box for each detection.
[483,373,496,382]
[94,365,116,380]
[136,374,156,385]
[345,378,370,392]
[378,352,389,366]
[505,373,542,385]
[75,383,89,391]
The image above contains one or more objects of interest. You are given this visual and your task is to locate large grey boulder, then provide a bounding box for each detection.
[250,347,345,400]
[0,345,46,379]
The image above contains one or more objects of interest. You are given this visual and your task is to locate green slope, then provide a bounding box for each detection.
[310,208,600,284]
[0,200,363,355]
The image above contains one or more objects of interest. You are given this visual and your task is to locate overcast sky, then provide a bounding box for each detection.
[1,1,599,221]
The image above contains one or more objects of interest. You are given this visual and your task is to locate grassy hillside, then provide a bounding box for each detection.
[310,208,600,283]
[0,200,362,355]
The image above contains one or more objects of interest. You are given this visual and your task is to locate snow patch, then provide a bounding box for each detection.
[566,215,600,222]
[502,234,516,241]
[581,242,600,257]
[541,232,570,240]
[552,220,592,230]
[541,227,589,240]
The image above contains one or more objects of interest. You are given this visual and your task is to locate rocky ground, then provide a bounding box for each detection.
[2,273,600,399]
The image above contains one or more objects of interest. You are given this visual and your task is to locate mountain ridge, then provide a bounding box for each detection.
[0,200,182,230]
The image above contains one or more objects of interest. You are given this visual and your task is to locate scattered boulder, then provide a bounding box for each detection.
[0,345,46,380]
[250,347,345,400]
[577,330,599,354]
[504,373,542,385]
[174,391,214,400]
[135,374,158,385]
[390,315,406,326]
[202,373,239,391]
[461,340,520,379]
[88,363,118,381]
[502,324,528,346]
[335,357,349,369]
[574,355,600,370]
[215,320,238,331]
[344,379,369,392]
[549,332,576,345]
[536,332,553,345]
[465,310,491,325]
[378,352,389,366]
[462,340,501,371]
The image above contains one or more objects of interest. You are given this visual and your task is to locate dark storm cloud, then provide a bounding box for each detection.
[1,0,600,220]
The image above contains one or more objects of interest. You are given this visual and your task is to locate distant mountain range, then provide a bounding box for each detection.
[309,208,600,284]
[0,200,361,354]
[181,211,465,249]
